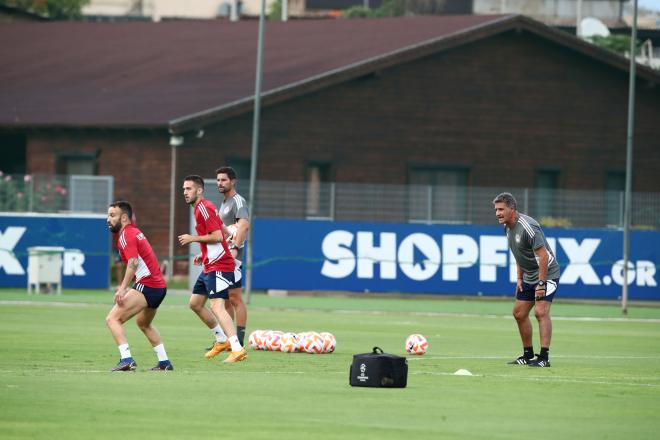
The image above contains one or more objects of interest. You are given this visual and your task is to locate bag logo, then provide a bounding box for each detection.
[357,363,369,382]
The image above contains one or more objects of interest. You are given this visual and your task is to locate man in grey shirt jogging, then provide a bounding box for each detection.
[216,166,250,346]
[493,192,560,368]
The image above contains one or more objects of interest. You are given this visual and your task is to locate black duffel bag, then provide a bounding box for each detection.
[349,347,408,388]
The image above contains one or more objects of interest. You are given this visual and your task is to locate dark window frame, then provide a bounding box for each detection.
[407,165,471,224]
[534,168,561,218]
[56,152,98,175]
[305,161,333,219]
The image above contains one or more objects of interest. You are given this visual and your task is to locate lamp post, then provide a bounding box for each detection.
[622,0,639,315]
[245,0,267,304]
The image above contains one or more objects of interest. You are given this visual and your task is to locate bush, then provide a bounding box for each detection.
[538,216,573,228]
[589,35,641,56]
[0,172,68,213]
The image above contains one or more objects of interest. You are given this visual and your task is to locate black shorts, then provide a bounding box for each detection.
[192,271,237,300]
[133,282,167,309]
[232,266,243,289]
[517,279,558,302]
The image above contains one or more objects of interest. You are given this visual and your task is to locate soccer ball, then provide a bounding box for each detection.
[405,334,428,355]
[266,330,284,351]
[319,332,336,353]
[280,332,299,353]
[295,332,309,352]
[225,224,238,240]
[257,330,273,350]
[301,332,324,354]
[248,330,264,350]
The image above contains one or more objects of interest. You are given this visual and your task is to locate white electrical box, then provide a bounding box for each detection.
[27,246,64,295]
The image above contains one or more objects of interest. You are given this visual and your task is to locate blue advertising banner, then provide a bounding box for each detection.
[252,219,660,300]
[0,213,110,289]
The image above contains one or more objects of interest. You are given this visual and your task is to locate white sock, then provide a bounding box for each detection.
[229,335,242,352]
[212,325,227,343]
[153,343,168,362]
[118,343,132,359]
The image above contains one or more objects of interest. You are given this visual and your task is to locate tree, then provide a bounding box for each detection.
[589,34,641,57]
[268,0,282,21]
[343,0,445,18]
[2,0,90,19]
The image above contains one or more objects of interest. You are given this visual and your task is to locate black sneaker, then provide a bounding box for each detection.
[528,356,551,368]
[507,355,533,365]
[111,357,137,372]
[150,361,174,371]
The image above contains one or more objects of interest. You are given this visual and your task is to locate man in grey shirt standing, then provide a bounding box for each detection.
[216,166,250,347]
[493,192,560,368]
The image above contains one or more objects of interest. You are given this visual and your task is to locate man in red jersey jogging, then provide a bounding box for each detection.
[106,201,173,372]
[178,175,247,363]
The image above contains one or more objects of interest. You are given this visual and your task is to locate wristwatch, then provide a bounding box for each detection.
[537,280,546,287]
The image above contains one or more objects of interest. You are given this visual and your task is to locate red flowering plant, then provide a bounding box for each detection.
[32,175,69,212]
[0,172,68,213]
[0,172,30,212]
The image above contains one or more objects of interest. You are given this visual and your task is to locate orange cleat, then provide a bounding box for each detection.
[205,341,231,359]
[223,348,247,363]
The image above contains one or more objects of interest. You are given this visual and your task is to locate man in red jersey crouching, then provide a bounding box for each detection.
[106,201,173,372]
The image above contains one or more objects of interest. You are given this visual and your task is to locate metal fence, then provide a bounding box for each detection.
[250,181,660,230]
[0,174,114,214]
[1,174,657,229]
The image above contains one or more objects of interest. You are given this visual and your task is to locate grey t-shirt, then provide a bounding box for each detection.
[506,213,560,284]
[219,193,249,262]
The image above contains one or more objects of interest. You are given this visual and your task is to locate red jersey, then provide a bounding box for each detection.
[118,224,166,288]
[194,198,235,273]
[112,213,137,250]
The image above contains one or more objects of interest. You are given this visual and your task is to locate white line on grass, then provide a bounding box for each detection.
[2,301,660,323]
[407,355,660,360]
[0,369,310,375]
[2,368,656,388]
[257,307,660,323]
[411,371,660,388]
[0,300,94,307]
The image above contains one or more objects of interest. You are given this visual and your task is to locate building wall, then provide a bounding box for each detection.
[82,0,299,19]
[474,0,623,20]
[24,30,660,267]
[183,29,660,190]
[26,130,176,262]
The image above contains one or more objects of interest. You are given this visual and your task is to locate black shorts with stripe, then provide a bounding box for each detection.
[132,282,167,309]
[516,279,559,302]
[192,271,238,299]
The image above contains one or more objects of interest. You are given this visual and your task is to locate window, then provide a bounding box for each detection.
[0,133,26,174]
[305,162,332,218]
[535,169,560,217]
[56,153,97,175]
[605,171,625,226]
[408,167,469,223]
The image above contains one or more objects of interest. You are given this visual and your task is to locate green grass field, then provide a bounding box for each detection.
[1,289,659,439]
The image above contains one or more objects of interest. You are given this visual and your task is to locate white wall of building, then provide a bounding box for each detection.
[83,0,281,19]
[474,0,622,20]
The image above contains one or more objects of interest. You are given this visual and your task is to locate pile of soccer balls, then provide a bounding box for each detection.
[405,333,428,355]
[248,330,336,354]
